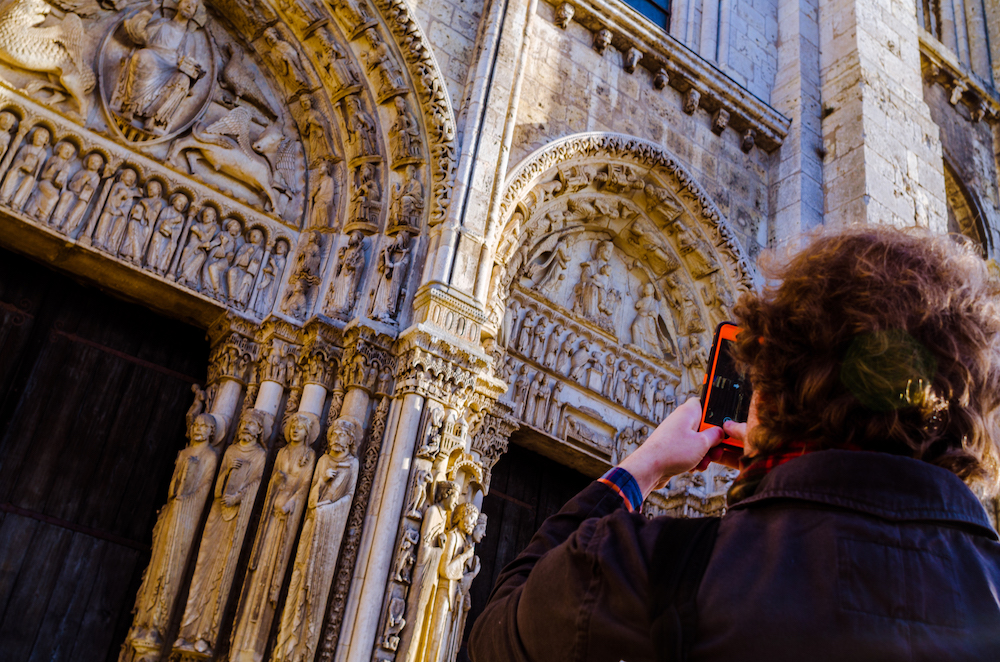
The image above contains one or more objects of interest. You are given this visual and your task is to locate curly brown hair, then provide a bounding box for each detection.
[732,226,1000,493]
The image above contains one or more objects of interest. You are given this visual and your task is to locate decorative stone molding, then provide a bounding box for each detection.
[410,283,487,346]
[920,29,1000,122]
[541,1,791,151]
[469,401,518,490]
[497,133,758,289]
[394,328,488,410]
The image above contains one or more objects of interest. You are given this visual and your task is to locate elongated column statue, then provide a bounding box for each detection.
[229,412,319,662]
[400,481,459,662]
[423,502,479,662]
[172,409,269,661]
[120,410,224,662]
[272,415,362,662]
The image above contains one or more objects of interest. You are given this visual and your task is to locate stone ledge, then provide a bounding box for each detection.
[542,0,792,151]
[920,29,1000,122]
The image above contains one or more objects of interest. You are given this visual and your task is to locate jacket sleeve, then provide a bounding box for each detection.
[469,481,660,662]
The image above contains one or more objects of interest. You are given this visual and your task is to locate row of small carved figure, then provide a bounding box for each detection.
[0,123,290,316]
[505,328,680,416]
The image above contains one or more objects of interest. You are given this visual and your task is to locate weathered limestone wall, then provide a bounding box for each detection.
[512,2,776,256]
[923,80,1000,255]
[819,0,947,230]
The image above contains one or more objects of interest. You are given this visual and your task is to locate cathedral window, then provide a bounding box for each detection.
[624,0,671,31]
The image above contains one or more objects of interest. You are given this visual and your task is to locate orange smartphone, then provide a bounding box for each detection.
[699,322,751,451]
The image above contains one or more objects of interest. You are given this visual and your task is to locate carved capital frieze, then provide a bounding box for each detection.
[410,283,486,346]
[298,322,344,388]
[339,323,396,394]
[207,317,261,385]
[393,328,486,408]
[469,401,518,490]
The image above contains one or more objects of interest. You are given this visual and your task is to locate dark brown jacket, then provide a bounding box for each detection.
[469,450,1000,662]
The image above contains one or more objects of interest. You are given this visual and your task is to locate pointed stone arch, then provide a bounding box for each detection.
[483,132,756,482]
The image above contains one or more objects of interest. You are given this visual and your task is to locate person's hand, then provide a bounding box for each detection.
[618,398,724,498]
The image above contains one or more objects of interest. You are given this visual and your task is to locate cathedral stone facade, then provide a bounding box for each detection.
[0,0,996,661]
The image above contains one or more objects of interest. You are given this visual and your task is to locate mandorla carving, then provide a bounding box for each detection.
[0,0,95,118]
[121,408,223,662]
[172,408,268,661]
[229,412,319,662]
[111,0,207,137]
[273,415,362,662]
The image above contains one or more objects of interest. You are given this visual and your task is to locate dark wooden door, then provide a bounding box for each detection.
[458,439,592,661]
[0,248,208,662]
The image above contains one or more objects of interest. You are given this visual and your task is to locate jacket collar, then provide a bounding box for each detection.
[729,449,998,540]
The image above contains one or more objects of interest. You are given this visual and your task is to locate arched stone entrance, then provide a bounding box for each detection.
[479,133,753,512]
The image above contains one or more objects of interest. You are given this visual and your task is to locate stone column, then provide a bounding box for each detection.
[771,0,825,244]
[819,0,947,230]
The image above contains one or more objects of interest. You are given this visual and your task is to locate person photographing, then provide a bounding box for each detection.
[470,226,1000,661]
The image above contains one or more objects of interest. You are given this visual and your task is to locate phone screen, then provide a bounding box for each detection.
[703,337,750,427]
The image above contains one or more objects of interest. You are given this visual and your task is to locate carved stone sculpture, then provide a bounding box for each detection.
[530,316,548,361]
[399,481,459,662]
[120,181,166,265]
[382,596,406,651]
[554,2,574,28]
[296,94,333,169]
[572,241,618,332]
[0,126,49,209]
[282,232,323,319]
[613,360,628,404]
[664,273,705,334]
[545,382,563,433]
[683,88,701,115]
[594,28,612,55]
[389,164,423,232]
[326,230,366,318]
[167,108,286,212]
[253,240,288,317]
[24,140,75,222]
[227,228,264,307]
[203,219,241,300]
[511,365,529,418]
[351,162,381,227]
[443,512,486,662]
[273,416,361,662]
[683,335,708,397]
[173,409,268,659]
[111,0,207,135]
[392,527,420,584]
[524,372,542,424]
[390,96,420,164]
[263,26,312,90]
[229,412,319,662]
[52,152,103,233]
[624,47,642,73]
[543,323,563,368]
[417,408,445,458]
[556,332,576,375]
[626,366,642,412]
[701,271,734,327]
[0,110,16,160]
[369,232,412,324]
[0,0,95,118]
[363,28,406,99]
[93,168,139,253]
[309,157,337,229]
[419,502,479,662]
[653,378,675,420]
[123,412,221,655]
[515,310,535,356]
[345,94,378,157]
[630,283,670,358]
